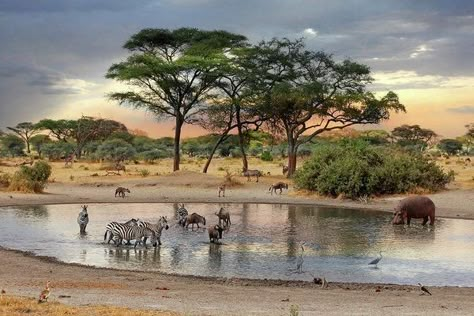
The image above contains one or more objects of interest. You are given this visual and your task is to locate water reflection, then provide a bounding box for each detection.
[0,203,473,286]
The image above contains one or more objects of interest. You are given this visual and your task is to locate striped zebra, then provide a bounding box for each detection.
[77,205,89,234]
[137,216,169,246]
[104,218,138,244]
[177,204,188,226]
[113,225,157,248]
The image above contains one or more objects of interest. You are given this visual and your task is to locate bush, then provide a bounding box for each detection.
[9,160,52,193]
[139,169,150,177]
[294,141,454,199]
[96,139,137,162]
[0,173,11,188]
[42,142,75,160]
[260,151,274,161]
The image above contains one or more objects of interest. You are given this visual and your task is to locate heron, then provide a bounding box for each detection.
[296,242,305,273]
[368,251,383,268]
[418,283,432,295]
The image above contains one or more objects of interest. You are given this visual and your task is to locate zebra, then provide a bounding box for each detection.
[177,203,188,226]
[137,216,169,246]
[77,205,89,234]
[113,225,157,248]
[242,169,262,182]
[104,218,138,244]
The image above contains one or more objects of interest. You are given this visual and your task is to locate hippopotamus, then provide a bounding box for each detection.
[392,196,435,226]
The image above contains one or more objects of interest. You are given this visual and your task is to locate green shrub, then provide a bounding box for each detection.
[139,169,150,177]
[260,151,274,161]
[9,160,52,193]
[294,141,454,199]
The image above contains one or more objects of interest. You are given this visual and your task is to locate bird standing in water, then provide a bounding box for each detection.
[418,283,432,295]
[38,281,51,303]
[368,251,383,268]
[296,242,305,273]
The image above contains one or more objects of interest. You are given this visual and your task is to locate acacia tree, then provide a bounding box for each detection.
[7,122,40,154]
[106,28,247,171]
[260,40,405,176]
[35,119,76,142]
[391,124,437,150]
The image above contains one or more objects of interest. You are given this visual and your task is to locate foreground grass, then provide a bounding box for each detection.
[0,295,178,316]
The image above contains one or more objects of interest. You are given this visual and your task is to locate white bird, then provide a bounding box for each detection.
[418,283,432,295]
[368,251,383,267]
[296,242,305,273]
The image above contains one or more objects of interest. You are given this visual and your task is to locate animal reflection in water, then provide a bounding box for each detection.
[295,242,305,273]
[105,247,161,263]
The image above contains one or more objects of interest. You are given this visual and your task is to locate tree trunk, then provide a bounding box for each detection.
[203,133,230,173]
[287,137,298,177]
[236,106,248,171]
[26,140,31,154]
[173,116,183,172]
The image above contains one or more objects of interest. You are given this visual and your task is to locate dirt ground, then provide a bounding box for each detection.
[0,158,473,315]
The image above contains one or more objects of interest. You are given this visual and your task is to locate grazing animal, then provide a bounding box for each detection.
[208,225,224,243]
[113,225,157,248]
[184,212,206,229]
[269,182,288,195]
[242,169,262,182]
[115,187,130,198]
[64,153,75,167]
[215,207,231,227]
[282,165,289,175]
[177,203,188,226]
[38,281,51,303]
[392,196,436,226]
[418,283,432,295]
[218,184,226,197]
[137,216,169,246]
[368,251,383,268]
[77,205,89,234]
[104,219,138,244]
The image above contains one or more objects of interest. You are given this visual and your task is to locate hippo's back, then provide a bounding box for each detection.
[398,196,435,217]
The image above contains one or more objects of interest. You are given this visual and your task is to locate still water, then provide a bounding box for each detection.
[0,203,473,287]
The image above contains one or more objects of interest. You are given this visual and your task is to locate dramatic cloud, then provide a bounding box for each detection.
[0,0,473,137]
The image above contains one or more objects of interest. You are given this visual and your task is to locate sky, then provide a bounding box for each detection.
[0,0,473,138]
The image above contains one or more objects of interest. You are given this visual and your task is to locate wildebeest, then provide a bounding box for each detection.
[208,225,224,243]
[115,187,130,198]
[242,169,262,182]
[215,207,231,227]
[184,212,206,229]
[269,182,288,195]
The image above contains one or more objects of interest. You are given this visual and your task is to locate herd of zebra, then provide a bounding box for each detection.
[77,203,232,248]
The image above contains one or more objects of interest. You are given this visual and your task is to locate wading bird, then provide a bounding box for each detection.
[296,242,305,273]
[38,281,51,303]
[418,283,432,295]
[368,251,383,268]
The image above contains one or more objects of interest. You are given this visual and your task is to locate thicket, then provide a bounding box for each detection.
[294,141,454,199]
[8,160,52,193]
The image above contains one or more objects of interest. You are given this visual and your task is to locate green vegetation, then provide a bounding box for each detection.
[9,160,52,193]
[294,141,454,199]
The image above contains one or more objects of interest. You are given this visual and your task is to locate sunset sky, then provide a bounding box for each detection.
[0,0,473,138]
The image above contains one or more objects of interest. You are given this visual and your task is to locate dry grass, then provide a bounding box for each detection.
[0,295,178,316]
[436,156,474,189]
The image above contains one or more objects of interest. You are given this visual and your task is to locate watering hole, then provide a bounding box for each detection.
[0,203,473,287]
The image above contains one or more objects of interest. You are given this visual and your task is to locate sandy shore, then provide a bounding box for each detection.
[0,172,473,315]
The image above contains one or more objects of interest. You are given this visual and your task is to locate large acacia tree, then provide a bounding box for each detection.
[106,28,247,171]
[7,122,39,154]
[260,40,405,176]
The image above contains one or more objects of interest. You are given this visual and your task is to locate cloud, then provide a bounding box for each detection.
[0,64,95,95]
[446,105,474,114]
[371,70,474,90]
[410,44,434,59]
[0,0,154,13]
[302,28,318,37]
